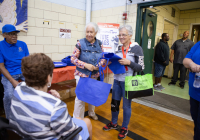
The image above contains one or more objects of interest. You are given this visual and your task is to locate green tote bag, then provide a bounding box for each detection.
[125,71,154,99]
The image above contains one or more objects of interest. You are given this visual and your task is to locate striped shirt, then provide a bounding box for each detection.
[9,82,82,140]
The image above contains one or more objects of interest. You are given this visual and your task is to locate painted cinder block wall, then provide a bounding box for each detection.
[1,0,199,69]
[91,4,137,43]
[28,0,86,61]
[148,5,180,45]
[178,9,200,40]
[163,20,176,76]
[0,0,86,61]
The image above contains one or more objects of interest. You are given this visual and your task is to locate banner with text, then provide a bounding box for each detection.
[96,23,120,53]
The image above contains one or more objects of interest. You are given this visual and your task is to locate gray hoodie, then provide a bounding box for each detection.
[114,42,145,81]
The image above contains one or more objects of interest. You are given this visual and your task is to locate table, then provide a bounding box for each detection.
[52,66,112,84]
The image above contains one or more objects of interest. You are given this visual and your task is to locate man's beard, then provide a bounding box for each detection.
[183,36,188,39]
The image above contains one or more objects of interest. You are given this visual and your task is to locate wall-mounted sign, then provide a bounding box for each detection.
[96,23,120,53]
[59,28,71,39]
[148,39,152,49]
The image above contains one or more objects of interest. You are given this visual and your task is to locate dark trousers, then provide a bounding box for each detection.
[171,63,187,86]
[190,97,200,140]
[0,77,4,109]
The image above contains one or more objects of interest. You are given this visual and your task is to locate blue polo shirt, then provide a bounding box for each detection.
[185,41,200,102]
[0,39,29,76]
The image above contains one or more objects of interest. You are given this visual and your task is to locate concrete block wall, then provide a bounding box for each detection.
[43,0,86,11]
[163,21,175,47]
[178,8,200,40]
[92,4,137,43]
[149,5,180,45]
[15,0,86,61]
[163,20,175,76]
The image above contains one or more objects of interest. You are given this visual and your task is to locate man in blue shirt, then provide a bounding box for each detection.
[0,24,29,118]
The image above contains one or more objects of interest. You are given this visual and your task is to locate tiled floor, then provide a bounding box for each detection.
[155,77,190,100]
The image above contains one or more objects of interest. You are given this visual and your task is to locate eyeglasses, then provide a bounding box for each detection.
[6,32,19,36]
[117,34,129,37]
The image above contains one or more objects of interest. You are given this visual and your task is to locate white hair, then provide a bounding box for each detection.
[119,24,133,36]
[84,22,99,33]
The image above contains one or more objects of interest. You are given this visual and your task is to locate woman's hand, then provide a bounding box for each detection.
[49,90,60,99]
[11,79,19,88]
[108,61,112,65]
[94,66,99,71]
[118,58,131,65]
[190,63,200,73]
[84,63,95,71]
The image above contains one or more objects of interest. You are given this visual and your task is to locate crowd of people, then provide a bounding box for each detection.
[154,31,194,90]
[0,22,199,140]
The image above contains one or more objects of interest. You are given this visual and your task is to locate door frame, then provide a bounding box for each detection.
[163,18,179,45]
[135,0,200,44]
[189,23,200,40]
[163,18,179,78]
[141,9,158,74]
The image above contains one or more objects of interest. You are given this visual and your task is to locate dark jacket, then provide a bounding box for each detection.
[154,39,169,66]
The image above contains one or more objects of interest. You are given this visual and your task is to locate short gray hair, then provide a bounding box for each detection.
[119,24,133,36]
[85,22,99,33]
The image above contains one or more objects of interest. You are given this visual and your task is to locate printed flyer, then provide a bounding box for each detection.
[96,23,120,53]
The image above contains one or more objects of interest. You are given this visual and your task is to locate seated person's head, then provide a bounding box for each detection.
[21,53,54,90]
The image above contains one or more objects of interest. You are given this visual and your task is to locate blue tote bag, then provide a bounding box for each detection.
[61,56,75,66]
[102,52,126,74]
[75,66,112,107]
[53,62,67,68]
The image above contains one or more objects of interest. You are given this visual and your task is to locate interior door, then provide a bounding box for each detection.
[141,9,157,74]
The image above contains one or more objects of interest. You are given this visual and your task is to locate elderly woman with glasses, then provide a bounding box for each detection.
[102,25,144,139]
[71,22,105,120]
[9,53,92,140]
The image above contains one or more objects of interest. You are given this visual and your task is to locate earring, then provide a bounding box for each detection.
[47,83,51,88]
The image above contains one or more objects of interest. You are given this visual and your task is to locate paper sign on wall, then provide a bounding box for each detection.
[96,23,120,53]
[148,39,151,49]
[59,28,71,39]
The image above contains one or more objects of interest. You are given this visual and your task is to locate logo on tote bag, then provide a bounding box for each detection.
[132,80,138,86]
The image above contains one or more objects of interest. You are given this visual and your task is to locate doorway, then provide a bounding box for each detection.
[135,0,200,119]
[189,24,200,44]
[163,19,178,78]
[141,9,157,74]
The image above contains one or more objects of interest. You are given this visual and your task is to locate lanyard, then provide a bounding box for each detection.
[122,42,131,71]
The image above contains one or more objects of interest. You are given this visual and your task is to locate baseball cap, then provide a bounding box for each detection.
[2,24,20,33]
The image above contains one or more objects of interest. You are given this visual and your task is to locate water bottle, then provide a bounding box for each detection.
[193,72,200,88]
